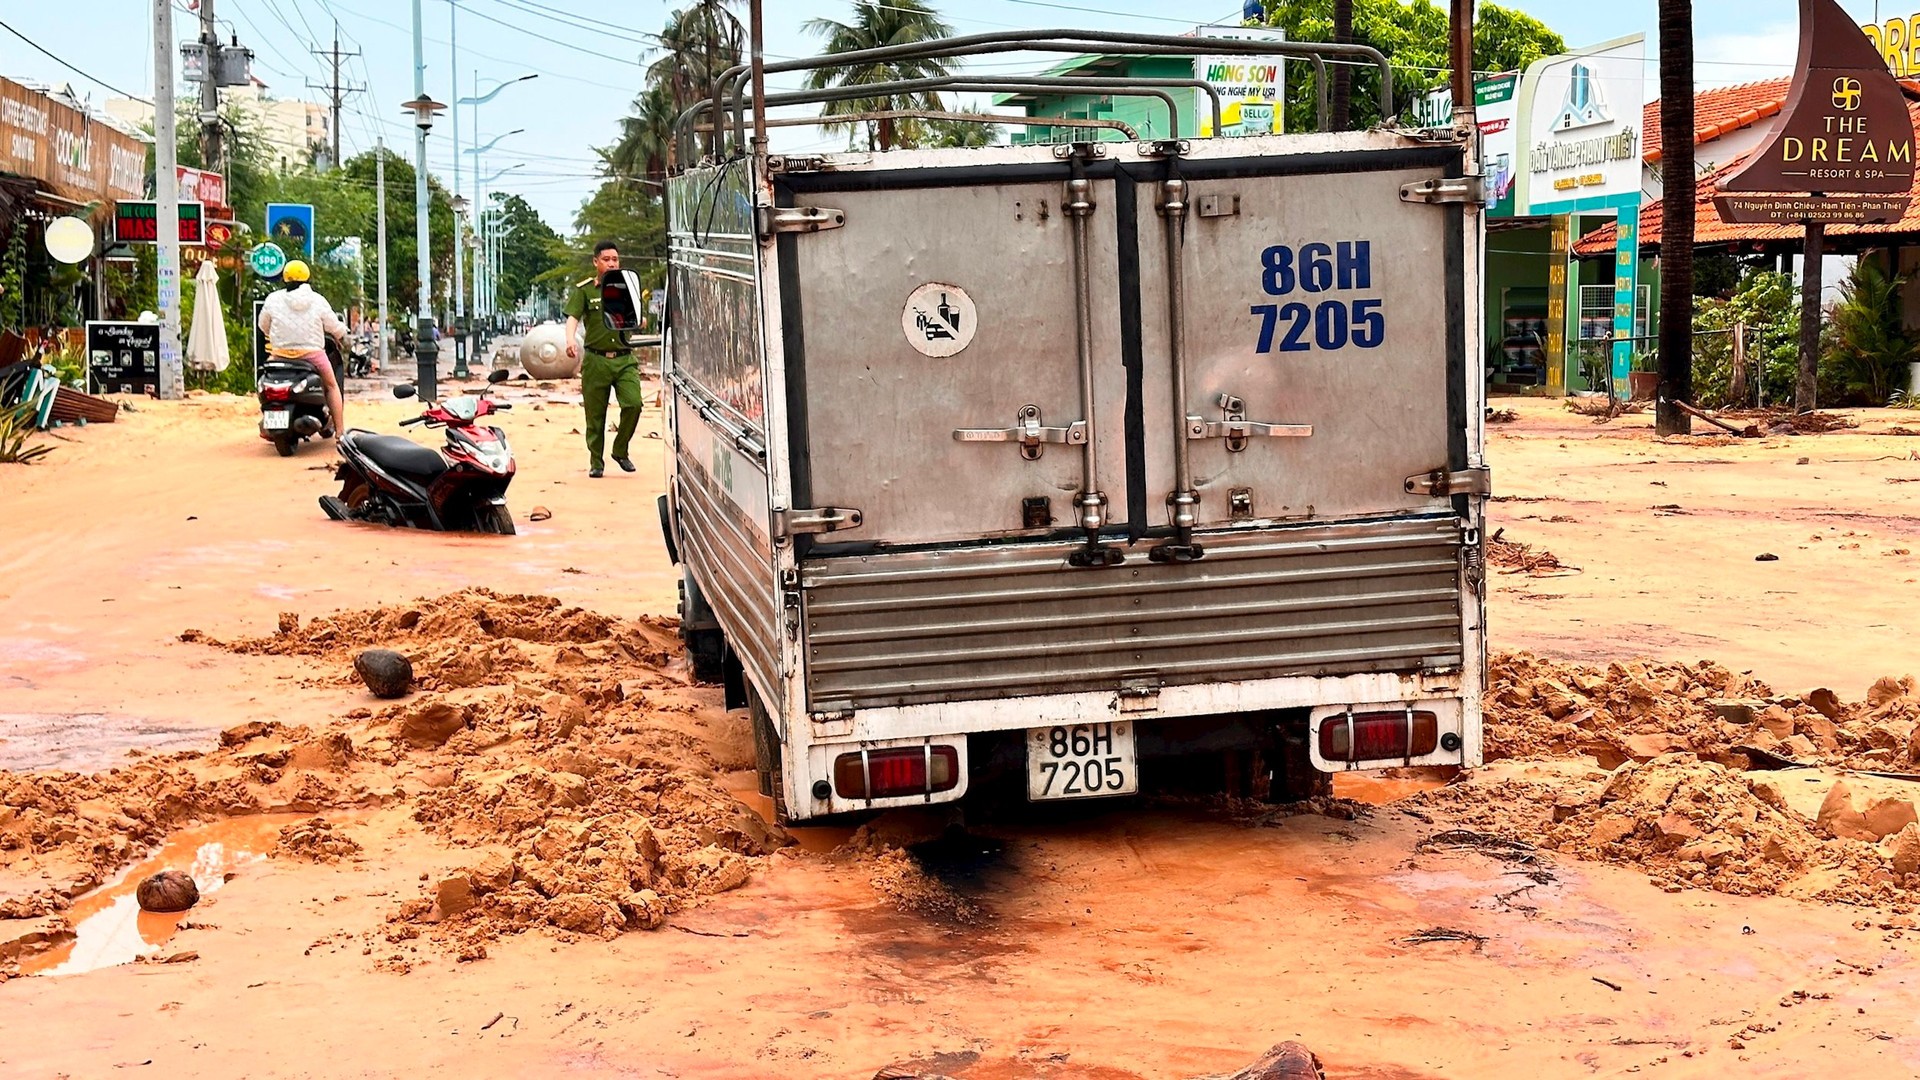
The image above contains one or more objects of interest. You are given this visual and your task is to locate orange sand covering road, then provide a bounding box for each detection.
[4,394,1920,1077]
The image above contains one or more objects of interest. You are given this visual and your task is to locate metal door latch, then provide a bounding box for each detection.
[757,205,845,236]
[1116,676,1162,713]
[1399,176,1485,206]
[1404,466,1493,497]
[773,505,863,542]
[953,404,1087,461]
[1186,395,1311,451]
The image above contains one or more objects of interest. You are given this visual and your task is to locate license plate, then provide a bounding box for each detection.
[1027,722,1138,801]
[262,410,290,431]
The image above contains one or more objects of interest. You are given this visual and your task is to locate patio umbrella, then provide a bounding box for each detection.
[185,260,230,372]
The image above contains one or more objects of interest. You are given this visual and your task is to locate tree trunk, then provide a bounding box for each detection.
[1796,223,1824,412]
[1331,0,1353,131]
[878,115,895,152]
[1655,0,1695,435]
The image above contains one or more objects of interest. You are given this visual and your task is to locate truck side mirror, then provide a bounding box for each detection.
[598,269,650,347]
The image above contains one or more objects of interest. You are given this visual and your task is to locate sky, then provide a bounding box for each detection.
[0,0,1885,231]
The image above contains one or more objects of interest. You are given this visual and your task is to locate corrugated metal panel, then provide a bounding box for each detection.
[676,459,780,698]
[801,516,1464,711]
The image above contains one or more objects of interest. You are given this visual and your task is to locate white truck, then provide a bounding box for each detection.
[657,29,1489,822]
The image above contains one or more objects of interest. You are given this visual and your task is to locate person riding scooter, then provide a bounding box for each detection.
[256,261,350,437]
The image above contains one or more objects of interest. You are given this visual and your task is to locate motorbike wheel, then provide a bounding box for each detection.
[477,503,516,535]
[273,434,296,457]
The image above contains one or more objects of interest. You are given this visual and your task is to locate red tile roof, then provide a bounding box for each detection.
[1642,79,1792,164]
[1574,99,1920,256]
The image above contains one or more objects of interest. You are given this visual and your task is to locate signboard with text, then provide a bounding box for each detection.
[1718,0,1915,224]
[86,321,162,396]
[0,76,146,203]
[114,201,205,245]
[1191,26,1288,137]
[1516,36,1646,216]
[177,166,228,215]
[1417,71,1521,216]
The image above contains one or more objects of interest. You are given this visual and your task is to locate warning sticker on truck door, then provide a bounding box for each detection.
[901,282,977,358]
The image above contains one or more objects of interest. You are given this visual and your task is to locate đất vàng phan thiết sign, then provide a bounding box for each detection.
[1715,0,1916,224]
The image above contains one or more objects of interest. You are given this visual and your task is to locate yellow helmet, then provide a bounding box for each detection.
[283,260,311,283]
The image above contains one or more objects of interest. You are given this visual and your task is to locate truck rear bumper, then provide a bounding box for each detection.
[789,671,1477,818]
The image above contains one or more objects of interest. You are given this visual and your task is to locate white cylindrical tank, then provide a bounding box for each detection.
[519,321,579,379]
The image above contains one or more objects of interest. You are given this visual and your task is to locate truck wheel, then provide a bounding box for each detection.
[678,575,727,684]
[748,684,790,825]
[1267,721,1332,803]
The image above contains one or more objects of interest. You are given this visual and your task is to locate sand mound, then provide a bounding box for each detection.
[1444,658,1920,906]
[1484,651,1920,771]
[276,817,363,862]
[4,591,779,956]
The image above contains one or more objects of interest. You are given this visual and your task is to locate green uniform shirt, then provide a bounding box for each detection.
[564,276,627,354]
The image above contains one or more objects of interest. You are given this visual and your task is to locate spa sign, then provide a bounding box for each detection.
[1717,0,1915,224]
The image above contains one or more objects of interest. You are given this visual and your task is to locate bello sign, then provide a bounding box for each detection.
[1417,71,1521,216]
[1717,0,1915,224]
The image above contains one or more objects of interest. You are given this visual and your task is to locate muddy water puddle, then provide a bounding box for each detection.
[0,711,213,772]
[1333,766,1459,804]
[724,771,854,854]
[20,814,312,976]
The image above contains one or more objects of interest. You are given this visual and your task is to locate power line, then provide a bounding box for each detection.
[451,1,645,67]
[0,17,152,103]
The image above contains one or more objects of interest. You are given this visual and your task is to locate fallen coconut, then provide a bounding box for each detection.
[135,870,200,913]
[354,648,414,698]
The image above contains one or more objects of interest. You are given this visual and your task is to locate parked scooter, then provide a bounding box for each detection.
[256,338,344,457]
[319,369,518,534]
[345,338,374,379]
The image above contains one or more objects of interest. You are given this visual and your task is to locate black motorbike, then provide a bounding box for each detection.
[319,370,519,534]
[256,338,344,457]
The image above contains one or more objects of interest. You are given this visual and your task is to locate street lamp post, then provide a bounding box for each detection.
[473,163,523,328]
[457,72,534,354]
[404,0,447,400]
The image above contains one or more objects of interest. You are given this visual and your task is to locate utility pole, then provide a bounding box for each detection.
[310,27,364,171]
[197,0,221,171]
[449,2,467,377]
[154,0,184,400]
[376,135,389,373]
[406,0,444,399]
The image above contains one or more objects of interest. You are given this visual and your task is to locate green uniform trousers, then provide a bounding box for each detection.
[581,351,643,469]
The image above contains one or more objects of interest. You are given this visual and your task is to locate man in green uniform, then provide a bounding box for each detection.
[564,240,643,478]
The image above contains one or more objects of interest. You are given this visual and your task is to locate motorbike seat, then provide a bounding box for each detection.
[351,433,446,480]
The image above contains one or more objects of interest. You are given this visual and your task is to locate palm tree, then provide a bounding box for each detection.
[607,82,680,183]
[804,0,956,152]
[648,1,745,158]
[1655,0,1694,433]
[928,106,1001,148]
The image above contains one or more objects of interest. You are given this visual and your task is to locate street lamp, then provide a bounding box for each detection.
[401,68,447,399]
[473,164,524,325]
[456,71,536,361]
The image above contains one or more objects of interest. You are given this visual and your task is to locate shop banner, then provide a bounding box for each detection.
[1611,204,1640,396]
[1517,36,1646,216]
[0,76,145,203]
[86,321,161,396]
[1417,72,1521,217]
[1191,26,1288,137]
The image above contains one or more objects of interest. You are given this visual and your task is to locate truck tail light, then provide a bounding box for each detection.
[833,746,960,800]
[1319,709,1439,762]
